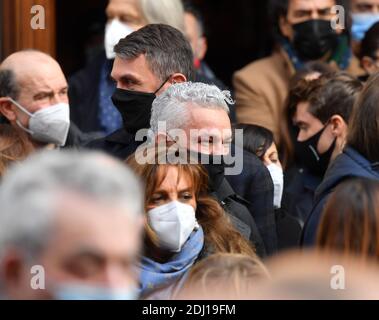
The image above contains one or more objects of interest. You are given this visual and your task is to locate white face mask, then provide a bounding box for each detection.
[52,282,138,300]
[104,18,134,60]
[267,163,284,209]
[9,98,70,146]
[147,201,199,253]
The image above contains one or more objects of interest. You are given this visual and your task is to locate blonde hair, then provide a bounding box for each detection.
[140,0,185,33]
[176,253,270,299]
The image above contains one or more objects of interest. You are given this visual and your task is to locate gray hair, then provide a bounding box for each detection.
[140,0,185,33]
[0,150,144,257]
[150,82,233,134]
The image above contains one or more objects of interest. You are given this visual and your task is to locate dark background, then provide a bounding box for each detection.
[56,0,273,88]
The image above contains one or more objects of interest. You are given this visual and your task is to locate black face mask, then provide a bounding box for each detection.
[189,151,226,192]
[292,19,339,61]
[111,77,170,134]
[204,158,226,192]
[295,125,336,177]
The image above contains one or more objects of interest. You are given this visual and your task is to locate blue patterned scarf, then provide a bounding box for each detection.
[138,226,204,295]
[280,35,352,71]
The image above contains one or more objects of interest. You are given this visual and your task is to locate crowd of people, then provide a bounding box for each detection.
[1,0,379,300]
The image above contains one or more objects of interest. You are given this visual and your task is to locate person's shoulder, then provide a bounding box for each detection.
[316,147,379,200]
[84,129,121,148]
[234,51,283,79]
[85,135,108,150]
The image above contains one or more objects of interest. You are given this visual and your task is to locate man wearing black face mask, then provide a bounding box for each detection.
[85,24,195,159]
[283,72,363,225]
[233,0,361,145]
[149,82,270,257]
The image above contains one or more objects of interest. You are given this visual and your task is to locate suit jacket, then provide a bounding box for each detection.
[69,52,111,134]
[84,128,142,161]
[212,178,266,258]
[225,146,277,255]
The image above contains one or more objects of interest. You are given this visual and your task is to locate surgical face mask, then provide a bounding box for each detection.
[292,19,339,61]
[105,18,134,60]
[267,163,284,209]
[52,282,138,300]
[352,13,379,41]
[8,98,70,146]
[147,201,199,253]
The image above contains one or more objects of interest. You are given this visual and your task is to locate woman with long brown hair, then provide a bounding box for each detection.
[0,124,34,177]
[317,178,379,260]
[127,148,257,298]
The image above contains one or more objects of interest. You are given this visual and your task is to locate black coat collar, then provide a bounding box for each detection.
[105,128,135,145]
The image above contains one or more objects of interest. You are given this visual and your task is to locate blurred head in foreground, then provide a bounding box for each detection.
[176,250,379,300]
[175,253,270,300]
[317,178,379,261]
[251,250,379,300]
[0,150,144,300]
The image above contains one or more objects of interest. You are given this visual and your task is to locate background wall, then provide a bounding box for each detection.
[1,0,273,87]
[55,0,273,87]
[190,0,273,87]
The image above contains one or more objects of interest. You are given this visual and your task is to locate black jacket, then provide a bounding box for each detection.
[64,123,103,149]
[282,165,323,227]
[225,146,278,255]
[212,178,266,258]
[85,128,142,160]
[69,52,111,133]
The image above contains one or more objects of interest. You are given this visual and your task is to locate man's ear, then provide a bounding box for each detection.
[170,73,187,84]
[330,115,348,155]
[361,56,377,75]
[330,115,347,138]
[279,15,293,40]
[157,74,187,95]
[0,97,17,122]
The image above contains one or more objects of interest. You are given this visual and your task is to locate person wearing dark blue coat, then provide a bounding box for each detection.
[302,73,379,245]
[302,147,379,245]
[286,72,363,225]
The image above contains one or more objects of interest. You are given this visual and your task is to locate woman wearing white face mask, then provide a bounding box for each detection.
[233,124,302,251]
[127,148,257,299]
